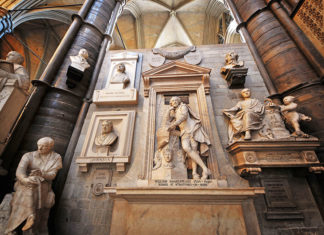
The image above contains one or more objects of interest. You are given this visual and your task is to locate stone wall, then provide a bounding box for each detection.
[55,44,324,234]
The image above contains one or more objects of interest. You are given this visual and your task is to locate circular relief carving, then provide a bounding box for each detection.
[93,183,104,196]
[305,152,317,162]
[245,153,257,163]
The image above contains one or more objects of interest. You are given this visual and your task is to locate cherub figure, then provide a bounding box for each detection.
[280,96,311,138]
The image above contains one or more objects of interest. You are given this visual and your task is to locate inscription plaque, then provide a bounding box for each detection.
[262,179,295,208]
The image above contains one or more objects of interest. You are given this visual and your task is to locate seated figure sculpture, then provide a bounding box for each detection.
[5,137,62,235]
[109,63,130,89]
[94,120,118,154]
[0,51,29,92]
[167,96,211,179]
[280,96,311,138]
[223,88,265,143]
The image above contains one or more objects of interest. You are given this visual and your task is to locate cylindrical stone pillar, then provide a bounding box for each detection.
[19,0,117,157]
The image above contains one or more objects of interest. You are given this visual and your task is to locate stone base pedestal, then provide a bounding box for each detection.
[106,187,264,235]
[226,138,324,176]
[93,88,138,105]
[224,68,248,88]
[0,79,28,155]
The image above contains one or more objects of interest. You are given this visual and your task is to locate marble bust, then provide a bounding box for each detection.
[109,63,130,89]
[94,120,118,154]
[220,51,244,74]
[69,48,90,72]
[5,137,62,235]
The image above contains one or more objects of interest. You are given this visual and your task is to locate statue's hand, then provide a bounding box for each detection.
[21,177,39,186]
[29,169,42,177]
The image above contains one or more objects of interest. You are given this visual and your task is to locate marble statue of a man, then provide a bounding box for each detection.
[167,96,211,179]
[0,51,29,92]
[223,88,264,142]
[94,120,118,154]
[69,48,90,72]
[5,137,62,235]
[109,63,130,89]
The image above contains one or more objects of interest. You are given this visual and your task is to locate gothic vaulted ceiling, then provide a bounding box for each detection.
[0,0,242,81]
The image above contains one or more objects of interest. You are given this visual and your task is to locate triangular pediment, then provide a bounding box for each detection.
[142,61,211,77]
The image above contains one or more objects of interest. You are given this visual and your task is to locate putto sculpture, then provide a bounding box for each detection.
[167,96,211,179]
[109,63,130,89]
[280,96,311,138]
[223,88,264,142]
[94,120,118,154]
[5,137,62,235]
[0,51,29,92]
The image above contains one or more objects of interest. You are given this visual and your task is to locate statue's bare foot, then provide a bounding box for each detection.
[192,173,200,179]
[201,169,211,180]
[22,214,35,231]
[244,131,251,140]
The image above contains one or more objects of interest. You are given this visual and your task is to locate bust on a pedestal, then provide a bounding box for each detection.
[220,52,248,88]
[66,49,90,88]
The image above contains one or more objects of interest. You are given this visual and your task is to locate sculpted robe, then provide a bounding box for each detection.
[6,151,62,233]
[95,132,118,147]
[224,98,264,142]
[0,63,29,92]
[110,71,130,89]
[173,103,210,155]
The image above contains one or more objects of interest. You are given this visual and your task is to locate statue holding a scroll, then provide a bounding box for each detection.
[167,96,211,180]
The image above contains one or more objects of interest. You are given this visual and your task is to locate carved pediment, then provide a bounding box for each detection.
[142,61,211,97]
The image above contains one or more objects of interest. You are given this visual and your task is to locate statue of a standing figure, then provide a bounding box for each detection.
[223,88,265,142]
[0,51,29,92]
[167,96,211,179]
[5,137,62,235]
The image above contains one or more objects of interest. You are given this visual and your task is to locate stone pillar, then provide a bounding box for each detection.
[20,0,118,155]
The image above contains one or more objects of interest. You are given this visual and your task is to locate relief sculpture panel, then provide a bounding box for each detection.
[76,110,136,172]
[93,52,138,105]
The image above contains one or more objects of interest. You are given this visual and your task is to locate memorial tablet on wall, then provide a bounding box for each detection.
[76,110,136,172]
[93,52,138,105]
